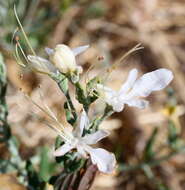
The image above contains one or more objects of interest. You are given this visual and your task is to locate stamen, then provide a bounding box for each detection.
[26,110,72,144]
[14,5,36,56]
[98,44,144,85]
[111,43,143,71]
[24,91,74,141]
[17,42,29,63]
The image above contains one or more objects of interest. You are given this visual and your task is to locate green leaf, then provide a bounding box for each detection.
[64,102,76,125]
[67,158,85,173]
[55,137,66,164]
[55,136,64,149]
[86,76,100,104]
[0,53,6,85]
[26,160,45,190]
[0,52,11,142]
[86,77,100,92]
[75,82,87,104]
[39,147,57,182]
[51,72,69,95]
[75,77,100,112]
[52,72,77,122]
[8,136,20,157]
[58,152,76,165]
[143,127,158,161]
[167,120,182,150]
[168,120,178,144]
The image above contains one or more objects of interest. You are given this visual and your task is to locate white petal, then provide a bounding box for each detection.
[97,84,114,94]
[77,145,88,158]
[97,84,116,101]
[45,47,54,55]
[125,99,149,109]
[82,130,109,145]
[130,69,173,97]
[50,44,77,73]
[73,110,89,137]
[112,101,124,112]
[86,147,116,174]
[72,45,89,56]
[97,84,125,112]
[27,55,57,74]
[53,143,74,157]
[119,68,138,94]
[28,55,50,64]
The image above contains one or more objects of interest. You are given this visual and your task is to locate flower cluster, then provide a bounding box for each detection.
[26,44,173,174]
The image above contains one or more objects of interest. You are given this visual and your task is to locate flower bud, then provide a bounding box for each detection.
[50,44,80,73]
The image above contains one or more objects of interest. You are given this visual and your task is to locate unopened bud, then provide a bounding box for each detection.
[50,44,78,73]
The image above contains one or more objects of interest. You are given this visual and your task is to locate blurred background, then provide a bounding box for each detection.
[1,0,185,189]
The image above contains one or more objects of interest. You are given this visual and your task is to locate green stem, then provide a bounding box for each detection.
[52,73,77,122]
[97,109,113,127]
[75,82,89,112]
[90,105,113,132]
[65,91,77,121]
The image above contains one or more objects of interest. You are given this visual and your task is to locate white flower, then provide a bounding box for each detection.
[97,68,174,112]
[54,110,116,174]
[27,55,57,74]
[27,44,89,74]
